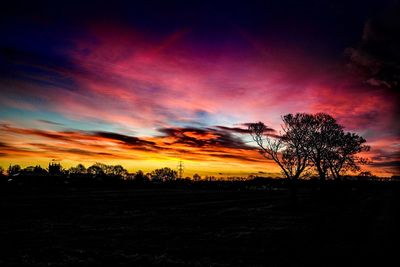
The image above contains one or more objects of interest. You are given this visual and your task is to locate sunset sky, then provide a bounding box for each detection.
[0,1,399,177]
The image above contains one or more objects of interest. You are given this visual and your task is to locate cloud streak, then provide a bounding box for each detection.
[0,124,269,172]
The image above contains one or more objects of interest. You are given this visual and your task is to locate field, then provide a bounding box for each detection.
[1,184,399,266]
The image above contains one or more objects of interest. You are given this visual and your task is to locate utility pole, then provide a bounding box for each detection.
[177,161,184,179]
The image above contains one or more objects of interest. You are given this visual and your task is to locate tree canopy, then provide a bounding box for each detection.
[249,113,369,180]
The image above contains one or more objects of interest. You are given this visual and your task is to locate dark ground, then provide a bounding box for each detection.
[0,184,399,266]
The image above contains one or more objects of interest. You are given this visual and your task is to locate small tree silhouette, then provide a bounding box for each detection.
[150,167,177,182]
[68,164,87,174]
[109,165,128,177]
[193,173,201,181]
[133,170,148,183]
[8,164,21,176]
[87,163,105,176]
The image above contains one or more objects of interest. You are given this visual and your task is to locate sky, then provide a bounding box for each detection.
[0,0,399,177]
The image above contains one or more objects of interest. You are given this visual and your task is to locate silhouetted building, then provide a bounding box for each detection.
[49,162,62,175]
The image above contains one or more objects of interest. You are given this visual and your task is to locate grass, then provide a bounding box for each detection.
[0,184,398,266]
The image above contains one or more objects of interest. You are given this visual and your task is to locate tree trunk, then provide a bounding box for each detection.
[316,164,326,181]
[289,178,298,209]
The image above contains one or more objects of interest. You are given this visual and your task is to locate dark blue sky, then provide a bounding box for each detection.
[1,0,393,57]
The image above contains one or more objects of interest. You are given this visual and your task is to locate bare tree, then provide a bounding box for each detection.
[306,113,370,180]
[250,113,370,181]
[327,132,370,180]
[248,114,312,180]
[306,113,342,181]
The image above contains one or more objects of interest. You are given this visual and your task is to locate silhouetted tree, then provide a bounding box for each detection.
[306,113,369,180]
[0,166,6,185]
[250,113,370,181]
[151,167,177,182]
[8,164,21,176]
[205,175,215,181]
[68,164,87,174]
[248,114,313,180]
[33,165,48,175]
[21,166,35,174]
[193,173,201,181]
[87,163,105,176]
[133,170,148,183]
[327,132,370,180]
[109,165,128,177]
[305,113,343,181]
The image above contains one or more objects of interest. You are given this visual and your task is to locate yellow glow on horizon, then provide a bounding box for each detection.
[0,155,281,178]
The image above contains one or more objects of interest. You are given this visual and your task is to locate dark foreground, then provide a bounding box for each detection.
[1,184,399,266]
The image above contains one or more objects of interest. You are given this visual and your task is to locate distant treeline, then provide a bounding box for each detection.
[0,162,398,188]
[1,162,219,186]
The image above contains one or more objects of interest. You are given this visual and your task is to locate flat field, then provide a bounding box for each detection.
[0,185,398,266]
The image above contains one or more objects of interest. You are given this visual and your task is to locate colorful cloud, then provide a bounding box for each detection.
[0,11,398,177]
